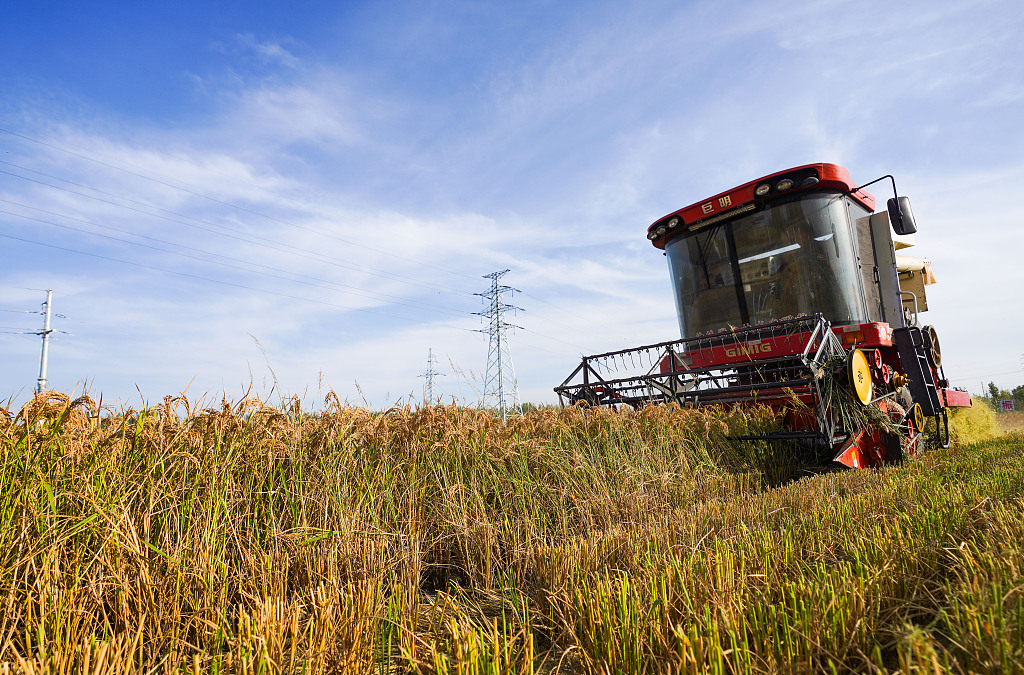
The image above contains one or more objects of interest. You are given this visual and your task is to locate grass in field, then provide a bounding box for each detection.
[0,392,1022,674]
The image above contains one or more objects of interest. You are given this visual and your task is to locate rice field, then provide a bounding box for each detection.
[1,391,1021,674]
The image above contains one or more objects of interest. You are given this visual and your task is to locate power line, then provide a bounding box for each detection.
[0,127,665,361]
[517,289,643,347]
[0,206,470,318]
[1,131,663,342]
[0,231,480,332]
[0,166,474,298]
[1,188,609,358]
[952,368,1023,382]
[0,128,481,282]
[517,326,592,352]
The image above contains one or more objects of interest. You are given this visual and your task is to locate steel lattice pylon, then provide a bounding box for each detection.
[419,348,445,406]
[474,269,523,420]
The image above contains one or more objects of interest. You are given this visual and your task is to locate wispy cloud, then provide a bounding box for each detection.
[213,33,301,70]
[2,0,1023,405]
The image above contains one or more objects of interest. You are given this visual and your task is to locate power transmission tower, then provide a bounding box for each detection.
[419,348,445,406]
[35,290,54,395]
[474,270,523,420]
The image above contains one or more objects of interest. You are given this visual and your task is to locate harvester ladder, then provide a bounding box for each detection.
[893,327,943,416]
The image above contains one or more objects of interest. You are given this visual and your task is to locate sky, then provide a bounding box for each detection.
[1,0,1022,410]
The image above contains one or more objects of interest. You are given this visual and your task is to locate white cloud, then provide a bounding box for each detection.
[213,33,301,71]
[3,0,1023,408]
[238,34,300,70]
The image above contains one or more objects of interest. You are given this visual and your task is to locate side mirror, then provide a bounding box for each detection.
[887,196,918,235]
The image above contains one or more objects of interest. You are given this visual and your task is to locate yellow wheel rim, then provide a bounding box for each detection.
[912,403,925,433]
[848,349,873,405]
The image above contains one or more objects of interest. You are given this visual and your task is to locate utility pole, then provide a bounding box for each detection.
[419,348,445,406]
[35,290,53,395]
[474,270,523,421]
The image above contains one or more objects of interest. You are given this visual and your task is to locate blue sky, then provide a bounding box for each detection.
[2,0,1022,408]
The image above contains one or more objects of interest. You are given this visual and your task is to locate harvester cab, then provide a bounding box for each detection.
[555,163,970,468]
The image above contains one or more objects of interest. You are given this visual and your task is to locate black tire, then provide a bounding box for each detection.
[923,325,942,369]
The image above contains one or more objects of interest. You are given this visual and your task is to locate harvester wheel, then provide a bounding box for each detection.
[846,349,873,405]
[883,400,921,463]
[924,325,942,368]
[910,403,925,434]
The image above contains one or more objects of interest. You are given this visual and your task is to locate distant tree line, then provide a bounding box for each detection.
[978,382,1024,411]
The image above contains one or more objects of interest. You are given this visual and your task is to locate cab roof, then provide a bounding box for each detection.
[646,163,876,249]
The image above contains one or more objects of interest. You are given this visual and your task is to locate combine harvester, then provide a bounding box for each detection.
[555,163,970,468]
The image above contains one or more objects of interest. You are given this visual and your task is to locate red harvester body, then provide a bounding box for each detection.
[555,163,970,468]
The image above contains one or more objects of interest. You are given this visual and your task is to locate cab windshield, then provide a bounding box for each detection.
[664,193,870,339]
